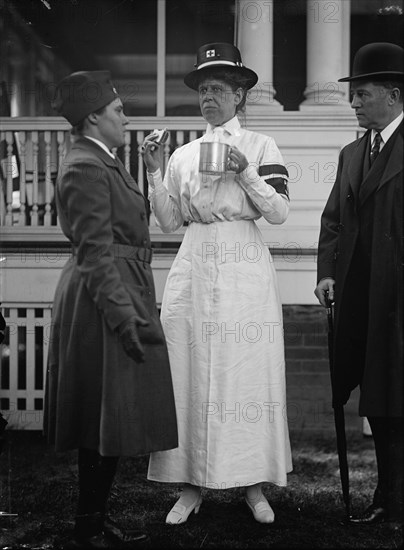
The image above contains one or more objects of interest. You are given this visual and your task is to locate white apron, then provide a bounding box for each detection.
[148,220,292,488]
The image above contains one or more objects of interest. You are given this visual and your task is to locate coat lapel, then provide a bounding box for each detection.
[72,137,144,198]
[359,122,403,205]
[113,155,144,198]
[72,137,116,167]
[347,131,370,204]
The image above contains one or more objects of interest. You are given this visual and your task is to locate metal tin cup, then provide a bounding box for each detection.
[199,142,230,174]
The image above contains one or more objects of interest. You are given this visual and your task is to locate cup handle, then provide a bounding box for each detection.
[227,147,232,171]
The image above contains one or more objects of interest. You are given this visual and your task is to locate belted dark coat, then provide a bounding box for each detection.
[45,137,178,455]
[317,122,403,417]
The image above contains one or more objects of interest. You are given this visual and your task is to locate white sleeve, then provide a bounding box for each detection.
[235,136,289,225]
[147,156,184,233]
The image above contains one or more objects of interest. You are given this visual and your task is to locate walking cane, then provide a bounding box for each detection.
[325,292,351,519]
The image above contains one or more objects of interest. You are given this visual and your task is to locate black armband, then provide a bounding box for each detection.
[258,164,289,199]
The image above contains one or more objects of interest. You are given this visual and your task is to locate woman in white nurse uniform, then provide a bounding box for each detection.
[142,42,292,525]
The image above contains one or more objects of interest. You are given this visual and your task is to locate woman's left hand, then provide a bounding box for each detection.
[228,146,248,174]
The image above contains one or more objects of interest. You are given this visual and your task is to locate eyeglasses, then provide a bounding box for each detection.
[198,85,236,97]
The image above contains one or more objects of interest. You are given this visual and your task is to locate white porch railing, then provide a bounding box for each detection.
[1,113,361,238]
[0,305,52,429]
[0,116,207,230]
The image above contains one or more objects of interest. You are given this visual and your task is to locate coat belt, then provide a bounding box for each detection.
[72,243,153,264]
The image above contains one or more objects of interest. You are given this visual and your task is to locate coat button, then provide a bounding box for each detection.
[143,238,148,246]
[140,212,146,220]
[347,194,352,200]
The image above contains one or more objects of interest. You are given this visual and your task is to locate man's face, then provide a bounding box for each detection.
[350,82,394,130]
[198,78,243,126]
[96,98,128,149]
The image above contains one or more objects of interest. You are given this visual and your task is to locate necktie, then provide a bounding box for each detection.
[370,132,382,165]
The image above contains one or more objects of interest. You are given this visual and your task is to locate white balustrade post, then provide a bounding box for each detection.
[136,130,145,196]
[124,131,131,174]
[56,131,66,228]
[44,130,52,226]
[5,132,14,226]
[18,132,27,226]
[30,131,39,226]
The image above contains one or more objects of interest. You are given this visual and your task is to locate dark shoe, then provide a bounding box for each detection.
[350,505,387,524]
[74,512,104,538]
[103,516,150,546]
[64,533,116,549]
[386,509,404,525]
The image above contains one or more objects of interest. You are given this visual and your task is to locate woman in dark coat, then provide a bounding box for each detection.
[45,71,178,547]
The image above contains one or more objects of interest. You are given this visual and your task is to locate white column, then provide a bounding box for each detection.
[235,0,282,112]
[340,0,351,108]
[156,0,166,117]
[300,0,351,110]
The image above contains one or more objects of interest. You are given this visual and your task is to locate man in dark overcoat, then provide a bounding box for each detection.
[45,71,178,547]
[0,307,7,455]
[315,42,403,524]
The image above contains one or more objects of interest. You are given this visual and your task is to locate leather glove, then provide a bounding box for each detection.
[118,315,149,363]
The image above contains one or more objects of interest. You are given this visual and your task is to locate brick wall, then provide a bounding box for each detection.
[283,305,362,433]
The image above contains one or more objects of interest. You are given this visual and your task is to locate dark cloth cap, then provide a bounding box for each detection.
[52,70,119,126]
[184,42,258,90]
[339,42,404,82]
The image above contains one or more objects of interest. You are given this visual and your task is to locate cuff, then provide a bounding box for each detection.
[147,167,163,184]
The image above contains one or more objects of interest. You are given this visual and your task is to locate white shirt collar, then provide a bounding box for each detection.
[371,112,403,146]
[206,116,242,137]
[83,135,115,159]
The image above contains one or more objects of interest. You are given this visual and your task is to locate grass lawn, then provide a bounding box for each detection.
[0,429,402,549]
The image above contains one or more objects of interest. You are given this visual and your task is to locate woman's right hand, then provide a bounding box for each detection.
[141,133,162,173]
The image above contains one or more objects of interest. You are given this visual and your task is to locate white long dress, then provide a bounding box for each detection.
[147,116,293,489]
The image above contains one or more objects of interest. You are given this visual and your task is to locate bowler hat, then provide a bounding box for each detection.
[339,42,404,82]
[184,43,258,90]
[53,70,119,126]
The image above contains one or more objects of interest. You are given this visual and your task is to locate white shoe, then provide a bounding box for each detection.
[245,496,275,524]
[166,494,202,525]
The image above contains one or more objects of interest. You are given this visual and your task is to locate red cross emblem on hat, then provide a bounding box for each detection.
[206,49,216,58]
